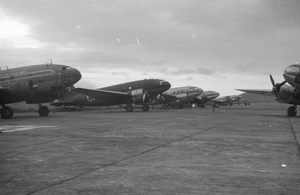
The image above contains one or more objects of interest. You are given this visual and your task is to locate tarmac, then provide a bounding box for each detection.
[0,102,300,195]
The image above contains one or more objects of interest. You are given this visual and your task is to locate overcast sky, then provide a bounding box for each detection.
[1,0,299,95]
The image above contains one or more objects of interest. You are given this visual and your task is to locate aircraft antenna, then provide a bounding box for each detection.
[6,65,9,70]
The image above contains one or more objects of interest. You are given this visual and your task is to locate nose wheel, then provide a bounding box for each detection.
[142,105,150,112]
[1,106,14,119]
[39,105,50,117]
[125,105,134,112]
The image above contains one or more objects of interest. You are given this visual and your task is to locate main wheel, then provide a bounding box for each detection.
[1,107,14,119]
[39,106,50,117]
[287,106,297,117]
[125,105,133,112]
[142,105,150,112]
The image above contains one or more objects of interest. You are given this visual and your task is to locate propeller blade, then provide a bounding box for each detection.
[269,75,287,103]
[277,81,287,89]
[270,75,276,87]
[143,91,150,103]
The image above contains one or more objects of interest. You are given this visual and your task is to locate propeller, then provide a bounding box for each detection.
[156,94,165,102]
[270,74,286,102]
[143,91,151,102]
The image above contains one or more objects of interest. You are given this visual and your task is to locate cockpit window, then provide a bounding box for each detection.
[61,66,70,70]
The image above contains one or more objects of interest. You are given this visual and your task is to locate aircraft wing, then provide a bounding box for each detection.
[235,89,274,97]
[51,100,77,106]
[75,88,129,98]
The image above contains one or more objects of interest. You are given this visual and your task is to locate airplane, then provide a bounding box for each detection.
[51,79,171,112]
[194,90,220,108]
[154,86,203,109]
[236,64,300,117]
[213,94,243,106]
[0,63,81,119]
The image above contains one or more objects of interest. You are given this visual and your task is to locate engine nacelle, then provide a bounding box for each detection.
[130,89,144,103]
[279,85,300,105]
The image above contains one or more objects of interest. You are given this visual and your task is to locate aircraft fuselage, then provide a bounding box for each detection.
[0,64,81,104]
[53,79,171,107]
[0,63,81,119]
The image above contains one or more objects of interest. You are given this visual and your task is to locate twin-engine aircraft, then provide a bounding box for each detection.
[213,94,242,106]
[194,90,220,107]
[51,79,171,112]
[236,64,300,117]
[154,86,203,109]
[0,63,81,119]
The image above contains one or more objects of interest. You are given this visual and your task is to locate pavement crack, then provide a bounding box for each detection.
[25,125,221,195]
[26,116,248,195]
[287,117,300,159]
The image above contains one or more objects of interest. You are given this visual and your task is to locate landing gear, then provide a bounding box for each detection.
[125,105,133,112]
[1,106,14,119]
[142,105,150,112]
[38,105,50,117]
[199,104,205,108]
[287,106,297,117]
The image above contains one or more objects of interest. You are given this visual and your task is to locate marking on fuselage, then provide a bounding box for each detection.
[0,70,55,84]
[0,125,56,133]
[87,96,96,102]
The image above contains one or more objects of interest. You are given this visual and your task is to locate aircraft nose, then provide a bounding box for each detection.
[283,64,300,86]
[162,80,171,90]
[194,88,203,96]
[284,64,300,76]
[69,68,82,84]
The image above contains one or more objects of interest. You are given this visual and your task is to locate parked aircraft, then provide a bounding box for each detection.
[213,94,242,106]
[0,63,81,119]
[194,90,220,107]
[154,86,203,109]
[51,79,171,112]
[236,64,300,117]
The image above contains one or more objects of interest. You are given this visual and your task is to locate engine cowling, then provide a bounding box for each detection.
[131,89,144,103]
[279,85,300,104]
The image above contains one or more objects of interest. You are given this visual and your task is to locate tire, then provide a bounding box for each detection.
[125,105,133,112]
[142,105,149,112]
[1,107,14,119]
[287,106,297,117]
[39,106,50,117]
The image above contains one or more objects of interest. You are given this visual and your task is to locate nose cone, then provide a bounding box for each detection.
[284,64,300,76]
[195,87,203,96]
[161,80,171,91]
[283,64,300,87]
[68,68,82,85]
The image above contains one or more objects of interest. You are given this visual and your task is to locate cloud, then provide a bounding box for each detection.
[161,67,215,76]
[0,0,300,96]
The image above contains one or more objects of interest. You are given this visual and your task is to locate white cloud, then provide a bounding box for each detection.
[0,9,43,48]
[0,0,299,95]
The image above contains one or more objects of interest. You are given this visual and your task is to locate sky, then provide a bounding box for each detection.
[0,0,300,96]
